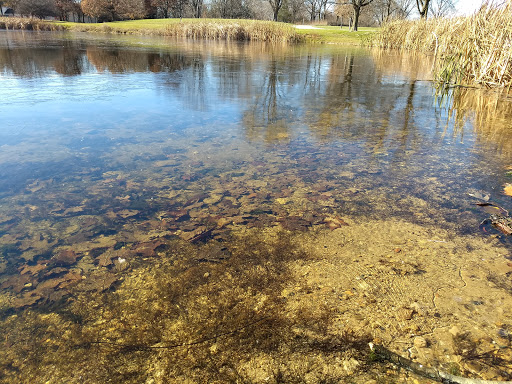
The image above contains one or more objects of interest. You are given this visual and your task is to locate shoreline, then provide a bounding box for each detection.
[0,16,375,45]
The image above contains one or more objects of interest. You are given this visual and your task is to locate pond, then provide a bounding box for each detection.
[1,30,512,383]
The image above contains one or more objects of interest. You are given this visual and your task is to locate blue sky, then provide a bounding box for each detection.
[455,0,484,15]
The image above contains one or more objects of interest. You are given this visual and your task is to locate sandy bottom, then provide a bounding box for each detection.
[281,218,512,381]
[2,218,512,383]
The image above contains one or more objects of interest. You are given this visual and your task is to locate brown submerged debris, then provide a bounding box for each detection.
[194,242,230,263]
[1,273,35,293]
[96,248,132,267]
[277,216,312,231]
[476,202,512,236]
[19,262,47,276]
[133,240,168,257]
[51,250,79,266]
[76,272,118,292]
[179,226,213,243]
[115,209,140,219]
[323,216,349,230]
[12,292,43,308]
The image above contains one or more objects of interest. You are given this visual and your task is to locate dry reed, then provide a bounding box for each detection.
[0,16,66,31]
[0,17,301,44]
[371,1,512,88]
[164,19,301,43]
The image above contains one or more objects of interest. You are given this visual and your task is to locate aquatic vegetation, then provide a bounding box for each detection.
[370,1,512,88]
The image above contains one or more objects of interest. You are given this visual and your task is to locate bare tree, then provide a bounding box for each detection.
[348,0,374,31]
[287,0,306,22]
[304,0,321,21]
[370,0,414,24]
[416,0,429,18]
[268,0,283,21]
[370,0,394,24]
[334,2,350,25]
[190,0,202,17]
[395,0,414,17]
[55,0,78,20]
[429,0,456,17]
[151,0,172,17]
[81,0,115,20]
[116,0,146,18]
[17,0,57,18]
[209,0,252,18]
[318,0,332,19]
[172,0,188,17]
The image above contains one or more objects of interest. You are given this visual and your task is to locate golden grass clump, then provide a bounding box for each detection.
[371,1,512,88]
[165,19,301,43]
[0,16,66,31]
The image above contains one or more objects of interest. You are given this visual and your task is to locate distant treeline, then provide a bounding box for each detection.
[0,0,453,28]
[0,0,334,24]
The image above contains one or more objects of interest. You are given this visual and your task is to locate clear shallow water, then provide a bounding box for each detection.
[1,30,512,382]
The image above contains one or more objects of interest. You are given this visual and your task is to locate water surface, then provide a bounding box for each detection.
[1,31,512,383]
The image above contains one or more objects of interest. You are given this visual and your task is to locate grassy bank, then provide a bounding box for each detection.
[0,17,301,43]
[371,2,512,88]
[295,25,377,45]
[0,17,378,44]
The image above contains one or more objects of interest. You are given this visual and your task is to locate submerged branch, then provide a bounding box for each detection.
[370,343,512,384]
[83,315,270,351]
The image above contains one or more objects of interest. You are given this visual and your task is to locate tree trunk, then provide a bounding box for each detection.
[416,0,430,19]
[352,5,360,31]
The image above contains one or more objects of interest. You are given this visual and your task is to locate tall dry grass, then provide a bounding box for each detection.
[371,1,512,88]
[164,19,301,43]
[0,17,66,31]
[0,17,301,44]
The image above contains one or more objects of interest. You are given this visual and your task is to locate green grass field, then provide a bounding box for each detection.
[294,25,378,45]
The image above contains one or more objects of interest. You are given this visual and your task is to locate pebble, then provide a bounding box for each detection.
[413,336,428,349]
[464,360,483,374]
[410,302,426,316]
[449,326,461,337]
[217,217,231,228]
[396,308,414,320]
[342,358,360,375]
